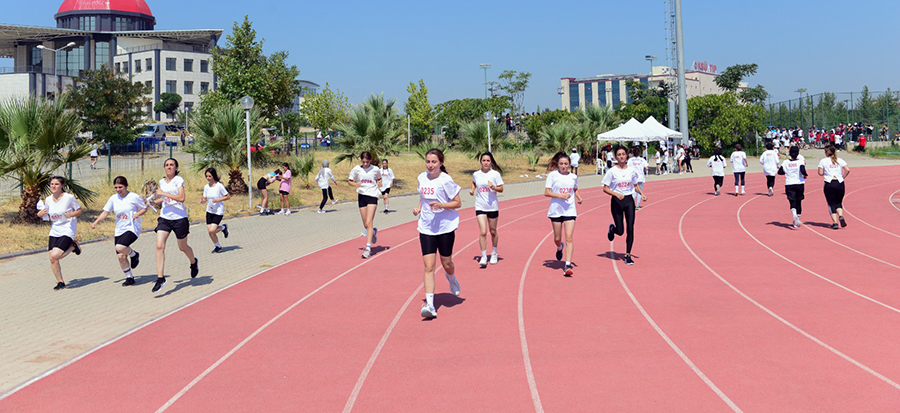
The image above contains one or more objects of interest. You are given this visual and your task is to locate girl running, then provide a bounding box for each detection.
[730,144,748,195]
[200,168,231,253]
[37,176,82,290]
[778,145,808,228]
[91,176,147,286]
[470,152,504,267]
[315,160,338,213]
[151,158,199,293]
[759,142,780,197]
[603,145,646,265]
[380,159,395,213]
[817,145,850,229]
[348,151,382,258]
[275,162,292,215]
[627,147,648,209]
[545,152,583,276]
[707,148,727,196]
[414,148,462,318]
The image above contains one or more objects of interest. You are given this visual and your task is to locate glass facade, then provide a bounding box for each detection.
[134,59,141,72]
[569,83,579,111]
[584,83,593,106]
[31,46,43,72]
[58,43,85,76]
[94,41,109,70]
[611,81,620,107]
[597,82,607,107]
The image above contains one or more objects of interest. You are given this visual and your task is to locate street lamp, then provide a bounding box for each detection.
[484,111,492,152]
[239,95,255,209]
[37,42,76,76]
[795,88,806,129]
[479,63,491,99]
[645,55,657,81]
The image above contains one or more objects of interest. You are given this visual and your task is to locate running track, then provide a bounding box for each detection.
[3,166,900,412]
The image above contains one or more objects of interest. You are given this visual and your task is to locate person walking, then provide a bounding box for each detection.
[545,152,583,276]
[315,160,338,213]
[414,148,462,318]
[200,168,231,253]
[627,147,649,208]
[275,162,292,215]
[817,145,850,229]
[89,146,99,170]
[778,146,808,228]
[603,145,646,265]
[759,142,779,197]
[349,151,382,258]
[707,148,727,196]
[730,144,748,196]
[683,145,694,173]
[570,148,581,174]
[470,152,504,267]
[91,176,147,286]
[380,158,395,213]
[37,176,83,290]
[151,158,199,293]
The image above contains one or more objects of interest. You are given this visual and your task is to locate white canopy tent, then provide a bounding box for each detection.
[597,118,667,143]
[641,116,683,140]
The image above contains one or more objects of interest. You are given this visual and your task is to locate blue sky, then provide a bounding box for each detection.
[5,0,899,110]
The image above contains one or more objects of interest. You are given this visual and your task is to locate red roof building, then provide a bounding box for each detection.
[55,0,156,31]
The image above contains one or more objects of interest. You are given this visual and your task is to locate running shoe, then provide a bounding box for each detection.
[608,224,616,242]
[130,251,140,269]
[361,247,371,259]
[839,216,847,228]
[372,228,378,244]
[792,217,801,228]
[151,277,166,292]
[555,245,563,261]
[768,188,774,197]
[72,241,81,255]
[624,255,635,265]
[715,190,720,196]
[479,255,488,267]
[831,223,839,230]
[317,209,325,214]
[191,258,199,278]
[564,264,574,277]
[284,209,291,216]
[421,304,437,318]
[446,274,461,296]
[122,277,135,286]
[360,229,367,237]
[382,209,389,214]
[53,282,66,290]
[222,224,229,238]
[490,253,498,265]
[212,246,222,254]
[332,198,339,205]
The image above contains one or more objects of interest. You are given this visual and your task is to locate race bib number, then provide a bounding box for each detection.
[50,213,66,221]
[558,187,574,194]
[360,179,375,186]
[420,186,438,200]
[478,186,491,193]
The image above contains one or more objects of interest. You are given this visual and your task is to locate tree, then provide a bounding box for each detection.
[538,121,578,155]
[154,93,182,118]
[524,109,575,145]
[739,85,769,106]
[405,79,433,145]
[615,80,670,123]
[456,120,509,159]
[687,92,766,152]
[574,104,618,159]
[67,66,150,144]
[0,95,96,223]
[432,96,514,139]
[334,94,405,164]
[301,82,350,133]
[498,70,531,114]
[262,50,302,124]
[714,63,758,91]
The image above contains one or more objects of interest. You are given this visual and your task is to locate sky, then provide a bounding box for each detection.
[4,0,900,111]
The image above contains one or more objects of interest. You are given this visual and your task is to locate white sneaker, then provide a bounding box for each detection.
[317,209,325,214]
[284,209,291,216]
[276,210,285,215]
[360,229,367,237]
[332,199,339,205]
[361,247,371,259]
[479,255,488,267]
[446,274,460,296]
[490,253,498,265]
[793,217,801,228]
[421,304,437,318]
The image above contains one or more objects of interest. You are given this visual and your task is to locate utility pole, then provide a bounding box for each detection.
[674,0,689,145]
[795,88,806,129]
[479,63,491,99]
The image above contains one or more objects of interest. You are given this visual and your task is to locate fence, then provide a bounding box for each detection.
[765,89,900,136]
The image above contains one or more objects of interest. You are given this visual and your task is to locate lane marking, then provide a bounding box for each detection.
[891,189,900,213]
[841,183,900,240]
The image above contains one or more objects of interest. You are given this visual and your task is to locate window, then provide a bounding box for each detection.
[115,63,120,73]
[200,82,209,94]
[200,60,208,73]
[584,83,593,106]
[184,81,193,95]
[597,81,607,107]
[145,81,152,89]
[166,58,176,71]
[134,59,141,73]
[146,58,152,71]
[183,59,193,72]
[122,61,128,73]
[94,41,109,70]
[165,80,176,94]
[114,17,129,31]
[568,84,579,111]
[611,81,621,107]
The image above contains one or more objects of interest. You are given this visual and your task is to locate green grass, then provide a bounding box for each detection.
[866,144,900,158]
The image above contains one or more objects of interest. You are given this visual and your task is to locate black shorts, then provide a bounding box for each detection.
[380,187,391,195]
[475,210,499,219]
[257,178,267,190]
[48,236,74,251]
[419,231,455,257]
[279,190,289,196]
[358,194,379,208]
[549,216,577,223]
[114,231,138,247]
[155,217,190,239]
[206,212,223,225]
[785,184,805,202]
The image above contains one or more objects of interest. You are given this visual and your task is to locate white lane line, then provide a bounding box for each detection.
[683,197,900,390]
[518,230,554,413]
[890,189,900,213]
[737,197,900,313]
[841,183,900,240]
[801,224,900,271]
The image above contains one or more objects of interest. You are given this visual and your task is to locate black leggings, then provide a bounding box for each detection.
[734,172,746,186]
[319,187,334,209]
[713,176,724,191]
[610,195,636,254]
[823,180,845,214]
[766,175,776,189]
[684,159,693,172]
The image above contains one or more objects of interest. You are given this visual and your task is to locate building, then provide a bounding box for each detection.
[560,62,745,111]
[287,80,320,114]
[0,0,221,121]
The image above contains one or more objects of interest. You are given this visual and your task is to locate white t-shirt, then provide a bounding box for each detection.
[90,148,99,157]
[759,150,779,176]
[103,192,147,236]
[159,175,188,220]
[707,156,727,177]
[204,182,229,215]
[569,152,581,167]
[627,157,648,183]
[780,159,806,185]
[545,170,578,218]
[315,167,334,189]
[730,151,747,173]
[349,165,382,198]
[472,169,504,212]
[817,157,848,183]
[663,151,669,163]
[416,172,461,236]
[653,151,661,165]
[601,165,639,197]
[45,193,80,238]
[380,167,395,190]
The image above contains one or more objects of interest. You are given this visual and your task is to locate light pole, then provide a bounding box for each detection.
[795,88,806,129]
[645,55,657,81]
[240,96,255,209]
[484,111,492,152]
[479,63,491,99]
[37,42,76,76]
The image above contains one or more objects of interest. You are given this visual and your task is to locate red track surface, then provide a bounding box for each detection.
[3,166,900,412]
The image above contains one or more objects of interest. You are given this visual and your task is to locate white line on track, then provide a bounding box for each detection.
[801,224,900,271]
[737,196,900,313]
[841,183,900,240]
[890,189,900,213]
[683,197,900,391]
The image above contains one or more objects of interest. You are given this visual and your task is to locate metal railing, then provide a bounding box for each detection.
[121,42,210,54]
[0,66,81,77]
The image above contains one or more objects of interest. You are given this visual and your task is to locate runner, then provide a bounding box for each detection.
[545,152,583,276]
[603,145,646,265]
[661,148,669,175]
[414,148,462,318]
[730,144,748,196]
[627,147,649,209]
[653,148,661,175]
[89,146,99,170]
[315,160,338,214]
[570,148,581,175]
[380,158,395,213]
[150,158,199,293]
[817,145,850,229]
[707,148,727,196]
[275,162,292,215]
[759,142,780,197]
[91,176,147,286]
[200,168,231,253]
[778,146,808,228]
[256,169,277,215]
[470,152,504,267]
[37,176,82,290]
[348,151,382,258]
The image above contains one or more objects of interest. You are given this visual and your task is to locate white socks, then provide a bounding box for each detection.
[123,268,133,278]
[128,249,136,258]
[214,243,221,248]
[492,247,498,255]
[791,208,798,219]
[740,185,745,194]
[425,293,434,307]
[565,261,571,267]
[366,243,371,248]
[735,186,739,193]
[481,250,487,258]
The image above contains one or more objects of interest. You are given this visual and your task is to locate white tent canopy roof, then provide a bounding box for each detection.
[641,116,683,139]
[597,118,667,142]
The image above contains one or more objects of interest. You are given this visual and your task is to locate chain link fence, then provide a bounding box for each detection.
[765,89,900,140]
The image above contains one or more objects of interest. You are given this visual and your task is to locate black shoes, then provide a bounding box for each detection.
[151,277,166,292]
[72,241,81,255]
[130,251,140,269]
[222,224,229,238]
[608,224,616,242]
[831,223,839,230]
[122,277,135,286]
[212,246,222,254]
[839,216,847,228]
[190,258,199,278]
[555,247,563,261]
[53,282,66,290]
[624,255,635,265]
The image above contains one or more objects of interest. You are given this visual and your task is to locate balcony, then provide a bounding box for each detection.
[120,42,210,55]
[0,66,81,77]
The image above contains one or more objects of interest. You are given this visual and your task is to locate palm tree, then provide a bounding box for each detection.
[334,94,405,164]
[456,120,509,160]
[573,104,618,161]
[538,121,578,155]
[184,103,274,194]
[0,95,95,224]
